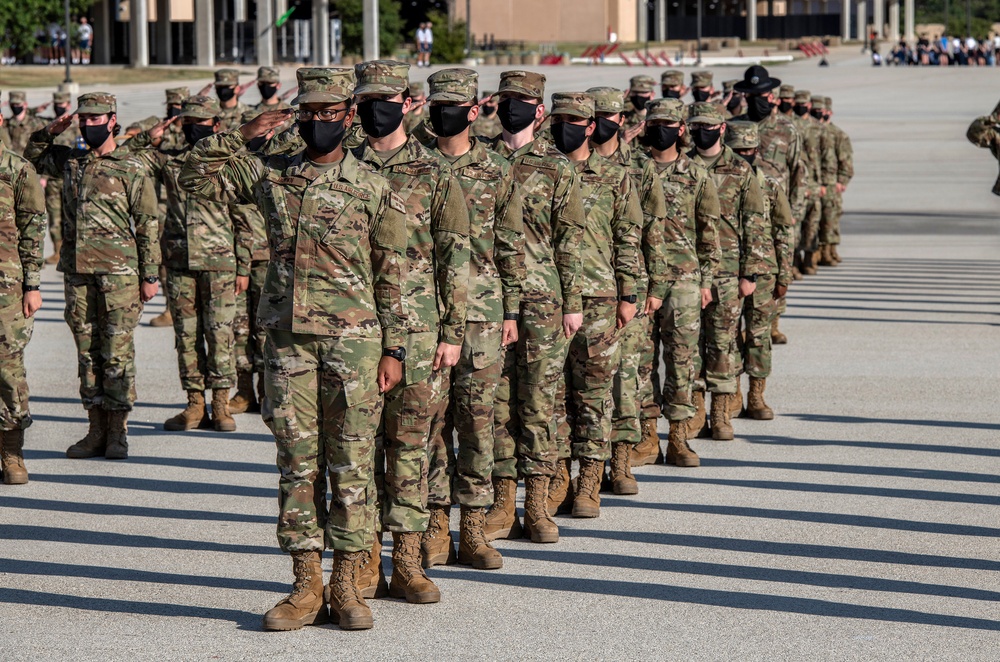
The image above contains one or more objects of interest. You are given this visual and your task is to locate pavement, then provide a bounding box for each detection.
[1,51,999,660]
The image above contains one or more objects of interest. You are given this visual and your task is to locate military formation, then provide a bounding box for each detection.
[0,62,854,631]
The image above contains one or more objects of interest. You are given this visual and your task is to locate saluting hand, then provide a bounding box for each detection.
[240,109,294,141]
[622,121,645,144]
[148,116,178,146]
[197,83,214,97]
[47,113,74,136]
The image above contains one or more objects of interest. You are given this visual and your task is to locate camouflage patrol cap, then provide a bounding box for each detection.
[126,116,159,133]
[811,95,826,110]
[294,67,355,104]
[725,120,759,149]
[550,92,595,119]
[76,92,116,115]
[427,68,478,103]
[793,89,811,104]
[645,98,686,122]
[691,71,713,89]
[481,89,496,98]
[824,96,833,109]
[687,101,724,125]
[722,79,740,94]
[354,60,410,95]
[661,70,684,88]
[179,95,221,120]
[629,75,656,93]
[241,109,262,124]
[165,87,189,105]
[778,84,795,99]
[54,91,72,104]
[586,87,625,114]
[408,80,426,97]
[215,69,240,86]
[9,91,27,104]
[257,66,280,83]
[499,70,546,99]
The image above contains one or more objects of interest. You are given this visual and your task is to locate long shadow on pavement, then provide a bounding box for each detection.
[24,449,272,474]
[783,413,1000,432]
[29,473,275,499]
[697,459,1000,484]
[1,525,278,556]
[740,433,1000,457]
[0,496,272,524]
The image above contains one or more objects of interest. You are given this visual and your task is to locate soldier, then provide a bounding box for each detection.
[726,121,791,419]
[547,92,642,518]
[688,102,769,441]
[690,71,717,103]
[179,67,408,632]
[622,74,656,147]
[0,112,46,485]
[484,70,585,544]
[584,86,667,496]
[26,92,160,461]
[793,92,837,278]
[5,92,46,155]
[38,91,80,265]
[471,89,501,139]
[402,81,435,144]
[818,96,853,266]
[776,84,796,115]
[631,98,721,467]
[254,66,289,111]
[660,70,686,99]
[351,60,470,605]
[129,96,244,433]
[421,68,525,570]
[966,97,1000,196]
[722,79,744,119]
[213,69,250,131]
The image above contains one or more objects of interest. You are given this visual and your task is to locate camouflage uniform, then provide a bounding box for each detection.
[423,70,525,510]
[214,69,251,132]
[179,68,408,554]
[471,90,501,139]
[644,99,721,423]
[732,104,806,224]
[4,92,46,155]
[253,66,292,113]
[38,92,81,252]
[402,81,436,145]
[621,75,656,151]
[488,72,586,481]
[793,91,837,255]
[689,104,769,396]
[26,93,160,413]
[820,97,853,249]
[352,61,471,534]
[966,97,1000,195]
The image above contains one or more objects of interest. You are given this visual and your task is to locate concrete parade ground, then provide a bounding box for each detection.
[1,50,998,660]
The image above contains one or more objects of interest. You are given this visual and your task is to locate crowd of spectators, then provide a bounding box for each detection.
[876,34,1000,66]
[0,17,92,66]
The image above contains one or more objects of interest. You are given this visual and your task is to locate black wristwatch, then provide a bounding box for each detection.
[503,312,520,321]
[619,294,637,304]
[143,276,159,284]
[382,347,406,362]
[742,274,758,283]
[23,284,40,292]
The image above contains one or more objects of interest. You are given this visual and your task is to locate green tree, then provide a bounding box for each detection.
[915,0,1000,38]
[0,0,95,58]
[427,10,466,64]
[335,0,405,56]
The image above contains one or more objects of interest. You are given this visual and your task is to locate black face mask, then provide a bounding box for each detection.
[647,125,680,151]
[299,119,347,153]
[727,96,743,114]
[497,98,537,134]
[166,106,182,119]
[692,89,711,103]
[630,95,650,111]
[662,89,681,99]
[216,86,236,102]
[258,84,278,101]
[183,123,215,146]
[81,122,112,149]
[430,105,472,137]
[810,109,825,121]
[747,95,773,121]
[778,100,793,113]
[481,104,497,117]
[591,117,620,145]
[793,105,809,117]
[739,152,757,167]
[246,135,268,152]
[551,122,590,154]
[691,126,722,151]
[357,99,404,138]
[54,105,69,117]
[10,104,25,116]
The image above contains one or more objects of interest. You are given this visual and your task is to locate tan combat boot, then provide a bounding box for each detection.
[1,430,29,485]
[791,265,803,281]
[572,458,603,518]
[105,410,130,460]
[483,477,522,541]
[44,240,61,265]
[263,550,328,630]
[831,244,842,264]
[609,443,638,495]
[458,506,503,570]
[665,420,700,467]
[211,389,236,432]
[710,393,734,441]
[771,316,788,345]
[523,475,559,542]
[802,251,818,275]
[66,409,108,459]
[148,309,173,327]
[163,391,210,431]
[818,244,835,267]
[746,377,774,420]
[357,534,389,599]
[689,390,710,439]
[546,458,574,516]
[729,379,744,417]
[389,532,441,603]
[229,371,259,415]
[421,505,456,568]
[630,419,661,467]
[327,550,373,630]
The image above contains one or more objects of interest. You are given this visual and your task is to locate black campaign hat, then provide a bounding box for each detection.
[733,65,781,94]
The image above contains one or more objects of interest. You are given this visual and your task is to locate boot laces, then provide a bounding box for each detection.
[463,509,489,548]
[394,535,425,579]
[611,445,630,476]
[333,552,363,602]
[426,509,445,537]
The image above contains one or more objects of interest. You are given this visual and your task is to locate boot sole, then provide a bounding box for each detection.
[66,448,105,459]
[712,431,734,441]
[524,525,559,544]
[388,583,440,604]
[360,579,389,599]
[748,410,774,421]
[612,482,639,496]
[330,610,373,630]
[421,547,456,568]
[667,456,701,467]
[771,336,788,345]
[484,519,523,542]
[163,418,210,432]
[571,506,600,518]
[630,453,657,467]
[214,422,237,432]
[2,473,29,485]
[263,608,329,631]
[105,452,128,460]
[457,551,504,570]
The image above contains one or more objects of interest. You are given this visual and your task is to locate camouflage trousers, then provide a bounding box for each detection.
[695,277,740,395]
[493,300,569,479]
[798,187,823,253]
[263,329,382,554]
[0,297,33,431]
[63,273,141,411]
[44,182,61,245]
[645,308,664,422]
[566,297,621,462]
[820,188,843,246]
[656,280,703,421]
[427,322,502,509]
[233,260,268,375]
[165,268,237,392]
[736,274,778,379]
[611,307,646,446]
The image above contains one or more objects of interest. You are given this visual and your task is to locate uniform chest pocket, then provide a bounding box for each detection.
[462,175,498,239]
[0,177,14,212]
[318,198,369,261]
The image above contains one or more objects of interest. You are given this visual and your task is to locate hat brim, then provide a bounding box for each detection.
[726,139,758,149]
[352,83,407,96]
[427,91,474,103]
[687,114,724,125]
[733,76,781,94]
[257,77,281,84]
[292,91,351,105]
[179,109,218,120]
[76,103,114,115]
[497,85,543,99]
[551,109,594,120]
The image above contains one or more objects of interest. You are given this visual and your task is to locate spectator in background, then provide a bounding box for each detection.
[78,18,93,65]
[416,22,431,68]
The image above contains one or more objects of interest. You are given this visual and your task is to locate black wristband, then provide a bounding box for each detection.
[382,347,406,362]
[503,312,519,321]
[619,295,637,304]
[742,274,758,283]
[143,276,159,284]
[23,284,40,292]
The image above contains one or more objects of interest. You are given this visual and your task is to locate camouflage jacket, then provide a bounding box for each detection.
[648,153,721,293]
[0,143,46,298]
[489,136,586,313]
[231,201,270,270]
[621,108,649,149]
[217,101,251,132]
[159,122,187,152]
[733,111,805,216]
[403,110,437,146]
[178,129,407,346]
[692,146,771,279]
[471,112,501,140]
[353,136,471,350]
[756,167,795,286]
[426,137,525,323]
[826,121,854,187]
[795,115,836,190]
[0,126,9,150]
[4,114,46,155]
[26,129,160,278]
